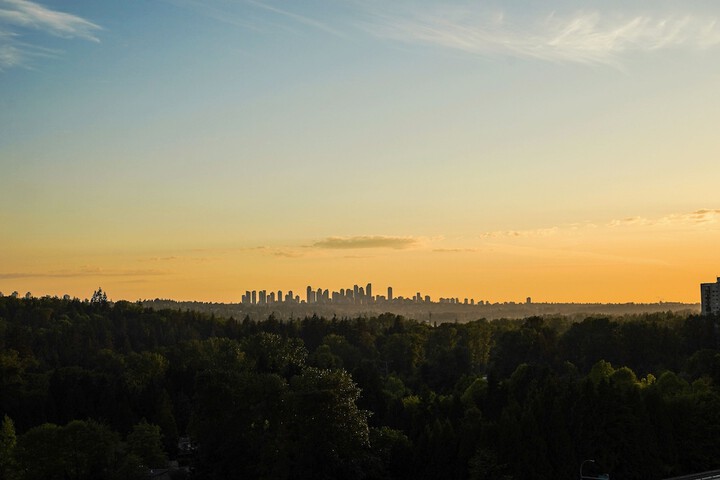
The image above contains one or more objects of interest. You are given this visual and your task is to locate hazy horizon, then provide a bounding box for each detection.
[2,0,719,303]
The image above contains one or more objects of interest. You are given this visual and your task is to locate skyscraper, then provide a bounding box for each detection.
[701,278,720,315]
[388,286,393,301]
[366,283,372,302]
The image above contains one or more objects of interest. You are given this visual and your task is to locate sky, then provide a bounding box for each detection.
[1,0,719,303]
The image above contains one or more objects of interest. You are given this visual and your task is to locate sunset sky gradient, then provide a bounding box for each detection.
[1,0,719,302]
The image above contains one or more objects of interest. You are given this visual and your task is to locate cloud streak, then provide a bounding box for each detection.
[312,235,418,250]
[0,268,166,279]
[167,0,343,37]
[432,248,477,253]
[246,0,344,37]
[477,208,720,241]
[478,227,561,240]
[0,0,100,69]
[366,6,720,65]
[609,209,720,228]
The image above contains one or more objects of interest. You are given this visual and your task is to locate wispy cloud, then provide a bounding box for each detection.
[432,248,477,253]
[312,235,418,250]
[165,0,262,31]
[166,0,343,37]
[246,0,344,37]
[0,0,100,69]
[146,256,178,262]
[0,38,23,68]
[478,227,561,239]
[609,209,720,228]
[365,6,720,65]
[477,208,720,241]
[0,267,165,279]
[240,246,304,258]
[0,0,100,40]
[272,250,303,258]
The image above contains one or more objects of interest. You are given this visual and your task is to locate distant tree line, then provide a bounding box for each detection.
[1,294,720,479]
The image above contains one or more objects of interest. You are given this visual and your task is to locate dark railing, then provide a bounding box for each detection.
[662,470,720,480]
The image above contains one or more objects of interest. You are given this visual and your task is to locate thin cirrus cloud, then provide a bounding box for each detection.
[312,235,418,250]
[609,209,720,227]
[0,268,166,279]
[241,246,303,258]
[245,0,345,37]
[365,5,720,65]
[432,248,477,253]
[166,0,343,37]
[0,0,101,69]
[477,209,720,241]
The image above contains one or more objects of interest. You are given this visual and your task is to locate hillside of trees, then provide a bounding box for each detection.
[142,297,698,323]
[1,294,720,479]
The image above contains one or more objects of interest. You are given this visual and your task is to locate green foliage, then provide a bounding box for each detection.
[15,423,64,480]
[126,420,167,468]
[90,288,108,305]
[16,420,123,480]
[2,295,720,479]
[288,367,371,479]
[460,377,488,408]
[0,415,17,480]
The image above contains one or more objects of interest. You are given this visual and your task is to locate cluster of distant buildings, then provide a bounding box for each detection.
[701,277,720,315]
[239,282,526,307]
[237,278,720,314]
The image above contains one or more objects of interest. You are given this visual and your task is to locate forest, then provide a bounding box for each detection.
[1,294,720,479]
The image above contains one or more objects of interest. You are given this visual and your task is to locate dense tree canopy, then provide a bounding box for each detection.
[0,295,718,479]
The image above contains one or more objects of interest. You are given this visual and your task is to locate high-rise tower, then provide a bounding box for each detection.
[701,278,720,315]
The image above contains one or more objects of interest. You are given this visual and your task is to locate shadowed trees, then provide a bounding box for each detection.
[2,295,720,479]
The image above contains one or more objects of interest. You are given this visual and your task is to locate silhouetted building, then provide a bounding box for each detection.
[701,278,720,315]
[388,286,393,301]
[366,283,372,302]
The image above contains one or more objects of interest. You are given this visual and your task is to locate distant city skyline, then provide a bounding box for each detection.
[240,282,494,306]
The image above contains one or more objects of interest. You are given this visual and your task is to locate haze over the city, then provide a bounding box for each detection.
[1,0,719,303]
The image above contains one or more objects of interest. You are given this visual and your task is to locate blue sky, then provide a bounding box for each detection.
[1,0,720,302]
